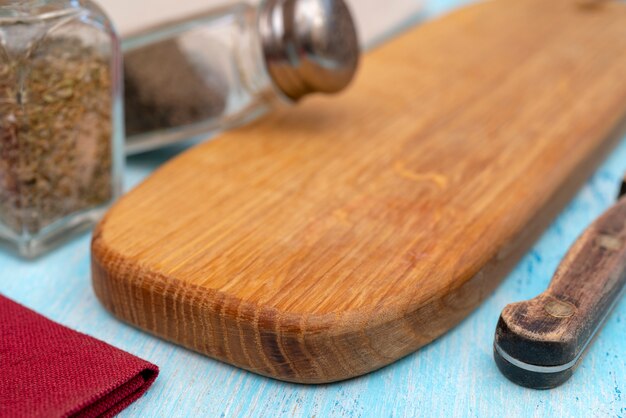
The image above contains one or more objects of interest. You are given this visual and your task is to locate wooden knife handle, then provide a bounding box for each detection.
[494,187,626,389]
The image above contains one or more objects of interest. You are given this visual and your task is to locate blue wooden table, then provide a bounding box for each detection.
[1,1,625,416]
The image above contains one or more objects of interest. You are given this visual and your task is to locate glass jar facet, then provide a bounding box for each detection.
[0,0,123,257]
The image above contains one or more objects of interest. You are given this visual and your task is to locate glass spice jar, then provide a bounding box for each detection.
[123,0,360,154]
[0,0,123,257]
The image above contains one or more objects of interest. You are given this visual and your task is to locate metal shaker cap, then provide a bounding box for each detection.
[258,0,360,101]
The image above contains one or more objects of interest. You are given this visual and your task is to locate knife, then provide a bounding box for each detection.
[494,175,626,389]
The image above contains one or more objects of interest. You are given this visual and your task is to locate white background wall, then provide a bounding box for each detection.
[98,0,425,47]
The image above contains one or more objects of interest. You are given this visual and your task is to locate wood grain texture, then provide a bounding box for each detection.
[495,192,626,389]
[92,0,626,383]
[3,145,625,417]
[0,3,624,416]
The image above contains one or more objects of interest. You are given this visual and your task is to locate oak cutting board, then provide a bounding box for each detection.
[92,0,626,383]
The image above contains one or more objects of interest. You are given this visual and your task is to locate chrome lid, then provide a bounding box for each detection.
[258,0,360,101]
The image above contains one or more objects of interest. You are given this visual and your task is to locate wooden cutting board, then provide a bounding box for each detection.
[92,0,626,383]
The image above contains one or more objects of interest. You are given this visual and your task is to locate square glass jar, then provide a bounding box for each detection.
[0,0,123,257]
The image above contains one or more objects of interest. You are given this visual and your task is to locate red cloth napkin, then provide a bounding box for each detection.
[0,294,159,418]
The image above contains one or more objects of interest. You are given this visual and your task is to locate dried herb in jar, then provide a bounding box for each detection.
[0,38,113,235]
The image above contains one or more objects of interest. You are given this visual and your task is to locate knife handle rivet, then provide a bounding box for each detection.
[544,299,576,318]
[597,234,622,251]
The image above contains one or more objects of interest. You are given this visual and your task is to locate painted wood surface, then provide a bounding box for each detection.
[0,1,625,417]
[92,0,626,385]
